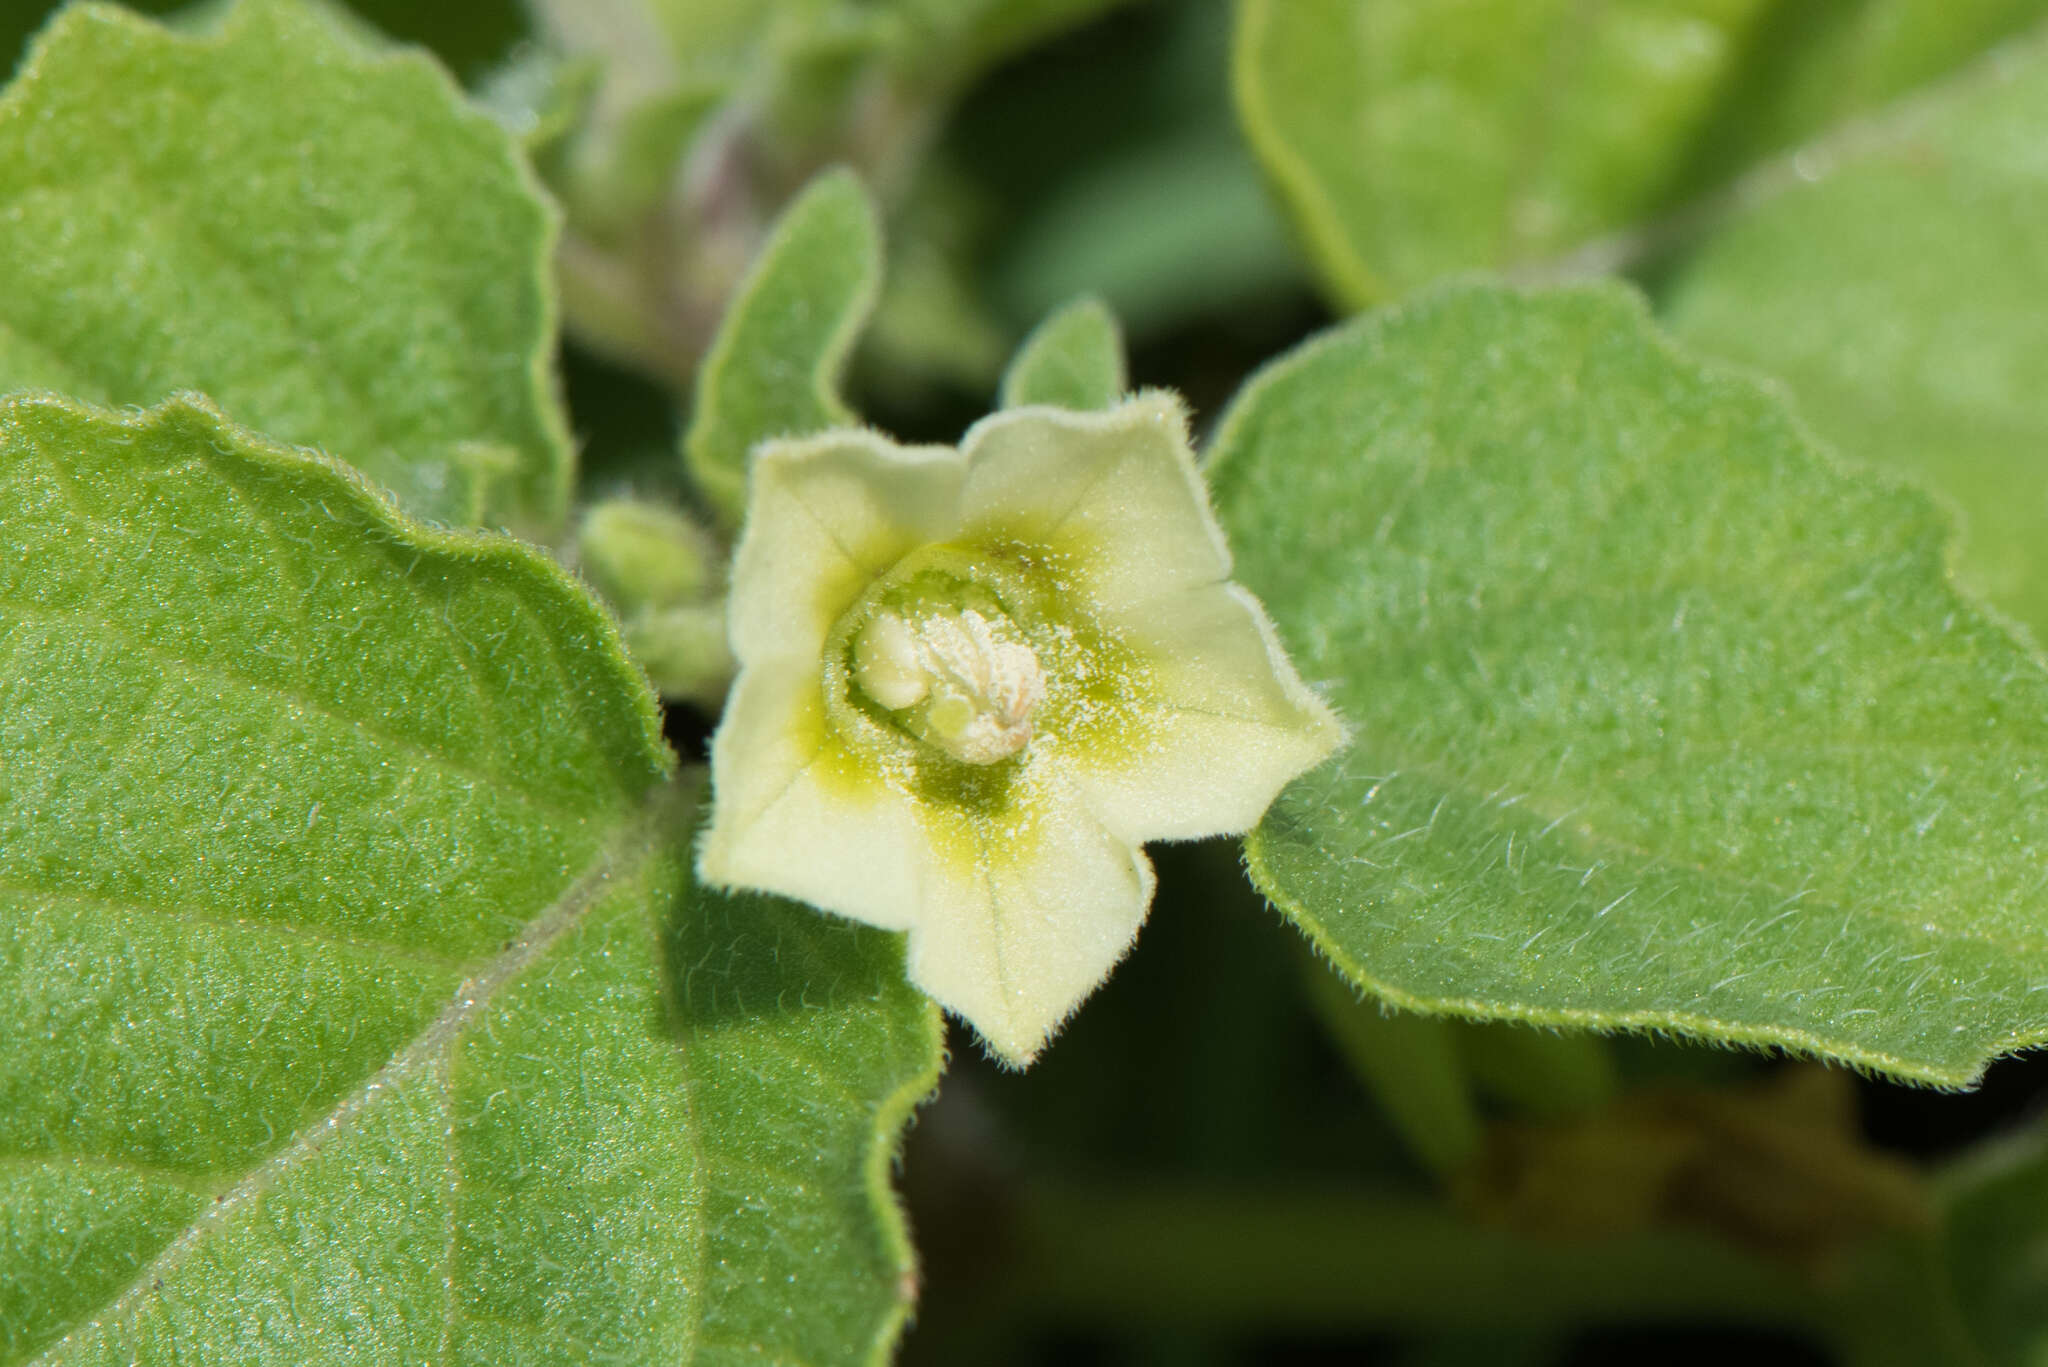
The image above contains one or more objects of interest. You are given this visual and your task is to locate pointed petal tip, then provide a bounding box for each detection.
[897,804,1153,1070]
[1302,685,1349,759]
[974,1026,1045,1071]
[1122,386,1192,438]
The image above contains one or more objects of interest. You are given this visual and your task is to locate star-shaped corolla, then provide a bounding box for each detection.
[698,394,1343,1064]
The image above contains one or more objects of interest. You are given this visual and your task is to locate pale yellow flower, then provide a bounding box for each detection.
[699,394,1342,1063]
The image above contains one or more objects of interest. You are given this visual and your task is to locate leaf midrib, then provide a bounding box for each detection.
[27,777,689,1365]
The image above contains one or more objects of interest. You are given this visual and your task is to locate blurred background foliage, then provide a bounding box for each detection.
[6,1,2047,1362]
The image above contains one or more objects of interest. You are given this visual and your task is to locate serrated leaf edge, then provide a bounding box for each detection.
[1245,832,2013,1092]
[0,388,672,791]
[7,391,952,1356]
[3,0,579,538]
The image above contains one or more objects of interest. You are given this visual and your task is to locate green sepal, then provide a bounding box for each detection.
[1000,296,1128,412]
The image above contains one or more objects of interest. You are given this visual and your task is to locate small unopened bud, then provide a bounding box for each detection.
[578,498,718,613]
[579,498,732,705]
[624,604,736,710]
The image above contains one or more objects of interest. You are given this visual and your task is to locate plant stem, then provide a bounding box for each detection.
[1304,963,1484,1177]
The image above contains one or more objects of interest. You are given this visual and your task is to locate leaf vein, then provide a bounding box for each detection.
[25,781,684,1365]
[0,593,595,823]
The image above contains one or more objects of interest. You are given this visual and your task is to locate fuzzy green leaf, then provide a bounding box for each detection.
[999,296,1128,411]
[684,168,881,527]
[1660,28,2048,651]
[0,395,942,1365]
[0,0,572,533]
[1233,0,2048,307]
[1209,283,2048,1087]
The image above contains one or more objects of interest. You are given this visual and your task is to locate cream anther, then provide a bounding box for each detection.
[853,607,1045,763]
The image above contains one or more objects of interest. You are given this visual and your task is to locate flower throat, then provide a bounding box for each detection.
[851,600,1047,764]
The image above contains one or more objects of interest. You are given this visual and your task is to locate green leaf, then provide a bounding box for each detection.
[0,395,942,1364]
[1231,0,1752,306]
[556,83,725,247]
[1233,0,2048,307]
[1208,282,2048,1087]
[1659,28,2048,650]
[1303,964,1483,1178]
[1657,0,2048,192]
[683,168,881,528]
[1000,296,1128,411]
[0,0,572,533]
[993,128,1305,338]
[533,0,1125,391]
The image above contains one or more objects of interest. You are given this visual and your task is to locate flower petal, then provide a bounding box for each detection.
[905,774,1155,1065]
[729,430,966,664]
[956,395,1230,613]
[699,661,924,931]
[703,398,1347,1069]
[1072,583,1344,842]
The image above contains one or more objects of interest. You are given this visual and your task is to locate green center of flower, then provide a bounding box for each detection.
[850,604,1047,764]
